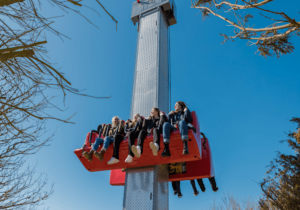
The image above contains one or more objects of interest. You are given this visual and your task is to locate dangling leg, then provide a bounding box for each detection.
[125,132,135,163]
[190,180,199,196]
[176,181,182,198]
[197,179,206,192]
[209,177,218,192]
[150,128,160,156]
[162,122,174,157]
[172,181,178,195]
[108,135,123,165]
[132,130,147,158]
[178,120,189,155]
[83,137,103,162]
[94,137,111,161]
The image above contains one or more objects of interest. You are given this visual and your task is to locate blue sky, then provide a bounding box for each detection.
[26,0,300,209]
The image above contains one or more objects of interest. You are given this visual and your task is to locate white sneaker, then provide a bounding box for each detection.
[131,145,141,158]
[107,157,119,165]
[125,155,133,163]
[150,142,159,156]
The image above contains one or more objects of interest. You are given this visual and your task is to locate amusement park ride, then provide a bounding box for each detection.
[74,0,215,209]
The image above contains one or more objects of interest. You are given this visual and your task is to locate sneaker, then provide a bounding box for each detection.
[192,126,196,133]
[173,191,178,195]
[131,145,141,158]
[183,148,189,155]
[150,142,159,156]
[161,147,171,157]
[193,191,199,196]
[107,157,119,165]
[125,155,133,163]
[178,192,183,198]
[201,188,206,193]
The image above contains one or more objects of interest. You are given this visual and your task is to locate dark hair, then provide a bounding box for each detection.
[176,101,187,113]
[152,107,160,117]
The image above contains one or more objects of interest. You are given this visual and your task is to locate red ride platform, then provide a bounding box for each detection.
[109,137,215,185]
[74,112,202,172]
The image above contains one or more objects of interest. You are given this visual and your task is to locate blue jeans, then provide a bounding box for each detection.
[163,120,189,143]
[92,137,114,151]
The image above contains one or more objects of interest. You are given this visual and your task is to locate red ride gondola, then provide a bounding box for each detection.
[74,111,215,184]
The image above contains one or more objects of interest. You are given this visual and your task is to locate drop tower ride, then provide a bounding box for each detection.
[124,1,177,210]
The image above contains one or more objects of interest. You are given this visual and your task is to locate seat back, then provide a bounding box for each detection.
[85,132,99,147]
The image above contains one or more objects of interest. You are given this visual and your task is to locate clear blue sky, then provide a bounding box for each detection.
[27,0,300,209]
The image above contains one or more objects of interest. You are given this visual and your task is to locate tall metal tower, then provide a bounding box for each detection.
[130,0,177,118]
[124,1,177,209]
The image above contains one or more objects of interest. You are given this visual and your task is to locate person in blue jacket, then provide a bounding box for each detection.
[161,101,195,157]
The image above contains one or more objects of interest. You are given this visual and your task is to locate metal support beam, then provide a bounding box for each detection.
[124,1,177,208]
[130,8,169,118]
[123,165,169,210]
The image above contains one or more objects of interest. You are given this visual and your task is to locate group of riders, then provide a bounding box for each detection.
[83,101,196,165]
[82,100,218,198]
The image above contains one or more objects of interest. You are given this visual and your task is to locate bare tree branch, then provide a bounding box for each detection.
[191,0,300,58]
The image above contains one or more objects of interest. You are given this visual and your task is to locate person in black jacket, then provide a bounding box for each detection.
[131,108,167,157]
[106,117,125,165]
[147,108,168,156]
[124,113,147,163]
[162,101,194,157]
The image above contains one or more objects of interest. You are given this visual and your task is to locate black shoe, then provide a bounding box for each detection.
[193,191,199,196]
[191,126,196,133]
[201,188,206,192]
[178,192,183,198]
[183,148,189,155]
[161,148,171,157]
[182,140,189,155]
[212,187,219,192]
[173,190,178,195]
[187,124,196,133]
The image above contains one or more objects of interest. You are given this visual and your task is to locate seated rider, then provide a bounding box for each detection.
[124,113,147,163]
[161,101,195,157]
[106,117,125,165]
[83,124,106,162]
[143,107,167,156]
[83,116,124,163]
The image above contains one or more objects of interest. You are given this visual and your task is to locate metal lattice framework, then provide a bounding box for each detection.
[130,8,170,118]
[125,1,177,209]
[123,165,169,210]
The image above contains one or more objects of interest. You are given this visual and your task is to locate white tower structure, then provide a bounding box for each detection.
[130,0,177,118]
[123,1,177,210]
